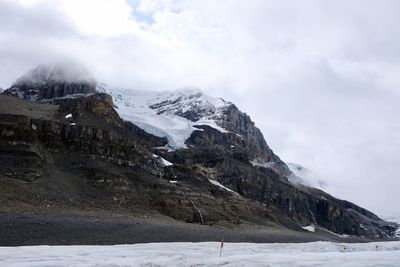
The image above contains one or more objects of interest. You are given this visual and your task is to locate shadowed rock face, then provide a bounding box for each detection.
[0,66,398,240]
[4,81,97,101]
[216,104,290,176]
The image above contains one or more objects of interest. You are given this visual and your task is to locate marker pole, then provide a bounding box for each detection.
[219,239,224,257]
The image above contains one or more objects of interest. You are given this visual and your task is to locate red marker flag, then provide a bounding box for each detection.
[219,239,224,257]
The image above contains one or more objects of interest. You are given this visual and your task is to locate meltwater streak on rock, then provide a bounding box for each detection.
[0,63,398,243]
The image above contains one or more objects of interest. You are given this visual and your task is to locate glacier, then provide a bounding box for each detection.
[1,241,400,267]
[101,85,230,150]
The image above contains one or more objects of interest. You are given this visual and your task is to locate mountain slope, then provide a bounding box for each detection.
[1,64,398,241]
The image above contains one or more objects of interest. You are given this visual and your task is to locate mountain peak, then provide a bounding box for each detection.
[147,87,230,120]
[171,85,203,96]
[14,62,96,86]
[4,63,97,101]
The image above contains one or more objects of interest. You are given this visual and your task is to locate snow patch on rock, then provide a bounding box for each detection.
[302,225,316,232]
[208,179,239,196]
[160,157,173,166]
[152,154,173,167]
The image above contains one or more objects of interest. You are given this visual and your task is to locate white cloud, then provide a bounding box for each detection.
[12,0,140,37]
[1,0,400,214]
[61,0,140,37]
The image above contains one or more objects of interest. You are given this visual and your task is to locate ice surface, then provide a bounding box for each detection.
[103,86,230,149]
[1,241,400,267]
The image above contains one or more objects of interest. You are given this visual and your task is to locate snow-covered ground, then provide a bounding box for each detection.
[1,241,400,267]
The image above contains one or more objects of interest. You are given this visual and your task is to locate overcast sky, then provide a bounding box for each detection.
[1,0,399,215]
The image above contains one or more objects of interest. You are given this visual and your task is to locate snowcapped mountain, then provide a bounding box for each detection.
[4,64,287,172]
[100,85,231,149]
[5,63,231,149]
[2,63,398,240]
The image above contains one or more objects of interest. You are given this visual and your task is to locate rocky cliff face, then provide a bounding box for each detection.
[0,65,398,240]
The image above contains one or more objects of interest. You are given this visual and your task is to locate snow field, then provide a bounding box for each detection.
[1,241,400,267]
